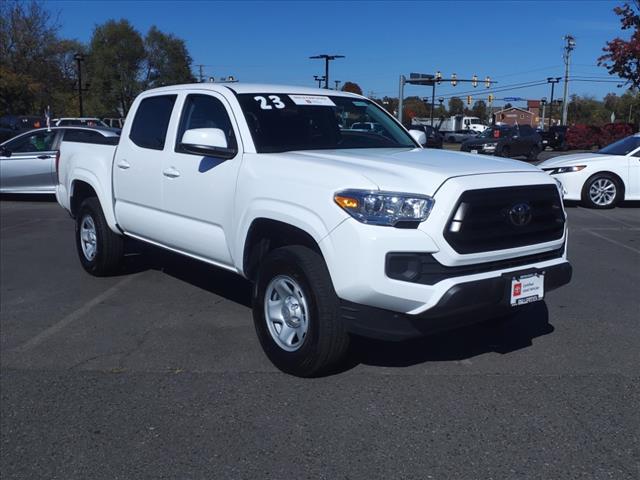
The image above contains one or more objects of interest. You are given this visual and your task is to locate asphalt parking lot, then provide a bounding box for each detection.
[1,167,639,478]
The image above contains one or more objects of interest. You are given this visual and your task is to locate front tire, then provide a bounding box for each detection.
[581,173,622,209]
[75,197,124,275]
[252,246,349,377]
[527,145,541,161]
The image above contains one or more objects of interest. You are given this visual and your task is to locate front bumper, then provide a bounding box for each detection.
[341,261,572,341]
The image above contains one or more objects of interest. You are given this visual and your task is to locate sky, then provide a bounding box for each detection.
[46,0,631,107]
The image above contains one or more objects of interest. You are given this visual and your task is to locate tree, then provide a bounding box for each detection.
[342,81,363,95]
[598,1,640,89]
[471,100,487,122]
[0,0,77,115]
[86,19,146,115]
[144,26,194,89]
[402,96,429,125]
[448,97,464,115]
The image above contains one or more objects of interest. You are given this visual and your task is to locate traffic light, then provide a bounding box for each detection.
[435,71,442,84]
[451,73,457,87]
[488,94,494,103]
[485,76,491,88]
[472,74,478,88]
[466,95,472,105]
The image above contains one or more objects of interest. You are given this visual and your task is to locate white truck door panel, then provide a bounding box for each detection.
[160,92,242,265]
[113,94,178,238]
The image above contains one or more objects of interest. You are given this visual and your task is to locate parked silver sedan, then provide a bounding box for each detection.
[0,127,119,194]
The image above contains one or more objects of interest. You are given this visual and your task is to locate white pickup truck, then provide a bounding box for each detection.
[56,83,572,376]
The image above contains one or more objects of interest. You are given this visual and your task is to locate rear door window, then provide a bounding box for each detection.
[129,95,177,150]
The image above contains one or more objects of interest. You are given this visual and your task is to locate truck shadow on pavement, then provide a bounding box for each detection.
[345,303,553,370]
[122,241,554,372]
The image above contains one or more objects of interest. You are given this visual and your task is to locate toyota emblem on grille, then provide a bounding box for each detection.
[508,202,532,226]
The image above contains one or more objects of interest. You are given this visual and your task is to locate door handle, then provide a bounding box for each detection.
[163,167,180,178]
[116,159,131,170]
[37,155,51,159]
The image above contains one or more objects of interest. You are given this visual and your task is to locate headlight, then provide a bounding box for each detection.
[334,189,434,226]
[543,165,586,174]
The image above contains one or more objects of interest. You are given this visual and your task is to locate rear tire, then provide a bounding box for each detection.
[499,145,511,158]
[75,197,124,276]
[581,173,622,209]
[252,246,349,377]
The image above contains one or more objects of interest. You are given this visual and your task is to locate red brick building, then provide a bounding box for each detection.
[493,107,538,127]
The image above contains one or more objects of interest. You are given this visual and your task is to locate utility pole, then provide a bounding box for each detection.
[196,64,205,82]
[561,35,575,125]
[313,75,325,88]
[398,75,405,123]
[74,53,85,117]
[547,77,561,126]
[309,54,344,89]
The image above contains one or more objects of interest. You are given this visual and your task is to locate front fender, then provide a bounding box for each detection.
[233,198,347,273]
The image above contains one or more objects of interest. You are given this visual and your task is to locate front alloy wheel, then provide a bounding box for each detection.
[582,174,621,209]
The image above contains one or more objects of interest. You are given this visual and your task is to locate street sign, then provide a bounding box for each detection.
[503,97,526,101]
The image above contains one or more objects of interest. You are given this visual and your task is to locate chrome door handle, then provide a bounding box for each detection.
[163,167,180,178]
[37,155,51,159]
[117,159,131,170]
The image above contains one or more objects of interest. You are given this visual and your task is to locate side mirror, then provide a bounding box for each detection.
[408,129,427,145]
[180,128,236,159]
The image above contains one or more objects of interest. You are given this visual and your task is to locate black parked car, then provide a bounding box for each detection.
[461,124,542,160]
[405,124,443,149]
[541,125,568,151]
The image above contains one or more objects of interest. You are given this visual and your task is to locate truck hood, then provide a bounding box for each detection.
[283,148,542,194]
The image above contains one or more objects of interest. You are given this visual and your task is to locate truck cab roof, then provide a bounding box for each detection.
[141,82,363,98]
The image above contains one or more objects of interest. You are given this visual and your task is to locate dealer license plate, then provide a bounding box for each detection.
[510,273,544,306]
[471,149,478,154]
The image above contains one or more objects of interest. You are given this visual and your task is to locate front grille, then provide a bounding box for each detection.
[444,185,565,254]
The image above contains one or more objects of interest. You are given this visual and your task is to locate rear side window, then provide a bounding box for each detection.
[129,95,177,150]
[519,125,534,136]
[64,129,118,145]
[176,94,236,152]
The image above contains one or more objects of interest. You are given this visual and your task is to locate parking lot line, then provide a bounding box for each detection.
[584,229,640,254]
[579,208,637,228]
[10,275,137,353]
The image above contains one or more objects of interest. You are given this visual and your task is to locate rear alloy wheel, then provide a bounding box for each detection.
[582,174,621,209]
[253,246,349,377]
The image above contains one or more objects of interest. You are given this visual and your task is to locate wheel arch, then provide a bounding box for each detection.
[582,170,626,201]
[69,172,118,231]
[241,218,325,281]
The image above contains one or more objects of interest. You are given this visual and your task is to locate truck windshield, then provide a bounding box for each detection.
[237,93,416,153]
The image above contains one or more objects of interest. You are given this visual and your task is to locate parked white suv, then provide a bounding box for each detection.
[56,83,571,376]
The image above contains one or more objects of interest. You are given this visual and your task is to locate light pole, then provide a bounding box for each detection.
[313,75,326,88]
[334,80,341,90]
[547,77,561,126]
[540,98,547,129]
[561,35,575,125]
[74,53,85,117]
[309,54,344,89]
